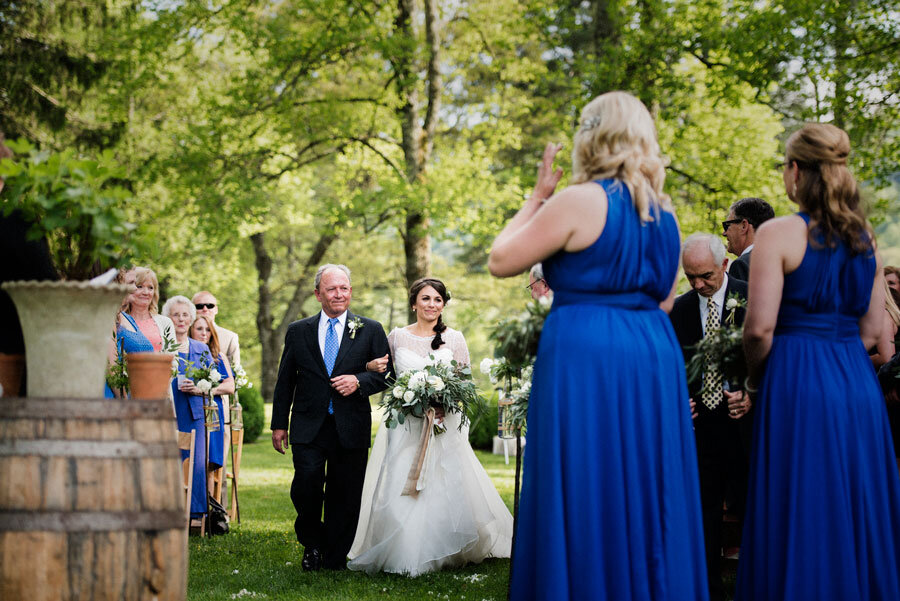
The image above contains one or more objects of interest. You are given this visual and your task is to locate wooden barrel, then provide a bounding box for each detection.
[0,398,187,601]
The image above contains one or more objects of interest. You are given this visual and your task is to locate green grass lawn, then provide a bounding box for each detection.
[187,405,516,600]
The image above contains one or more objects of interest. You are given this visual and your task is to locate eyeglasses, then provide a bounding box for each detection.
[526,279,546,291]
[721,218,744,233]
[195,303,216,310]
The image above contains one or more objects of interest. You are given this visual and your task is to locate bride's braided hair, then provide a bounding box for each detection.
[408,277,450,351]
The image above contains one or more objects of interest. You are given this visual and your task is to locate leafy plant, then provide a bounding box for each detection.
[0,138,138,279]
[237,385,264,444]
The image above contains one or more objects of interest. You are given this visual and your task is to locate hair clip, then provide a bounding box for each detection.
[579,116,603,132]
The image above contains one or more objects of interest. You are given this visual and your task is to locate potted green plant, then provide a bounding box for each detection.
[0,139,138,398]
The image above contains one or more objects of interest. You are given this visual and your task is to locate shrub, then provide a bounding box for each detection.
[237,386,264,443]
[468,391,499,450]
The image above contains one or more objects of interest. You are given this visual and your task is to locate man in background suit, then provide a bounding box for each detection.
[192,290,240,367]
[669,233,751,601]
[722,197,774,282]
[271,264,392,571]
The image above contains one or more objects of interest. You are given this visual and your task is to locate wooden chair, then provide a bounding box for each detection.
[226,426,244,523]
[209,396,230,505]
[177,430,204,535]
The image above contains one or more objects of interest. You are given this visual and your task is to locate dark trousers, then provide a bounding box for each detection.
[290,416,368,568]
[694,405,751,601]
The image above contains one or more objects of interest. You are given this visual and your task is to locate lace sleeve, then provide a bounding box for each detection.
[447,329,470,367]
[387,328,398,357]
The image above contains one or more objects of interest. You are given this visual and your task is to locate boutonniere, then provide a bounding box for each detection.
[348,317,364,339]
[724,293,746,325]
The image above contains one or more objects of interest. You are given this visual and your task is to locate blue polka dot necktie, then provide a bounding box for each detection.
[324,317,339,414]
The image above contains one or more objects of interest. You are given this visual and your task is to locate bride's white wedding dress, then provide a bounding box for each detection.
[348,326,513,576]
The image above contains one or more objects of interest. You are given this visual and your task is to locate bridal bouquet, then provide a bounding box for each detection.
[686,293,747,394]
[381,355,483,435]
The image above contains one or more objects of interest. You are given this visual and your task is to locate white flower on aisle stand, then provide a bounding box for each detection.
[196,379,212,394]
[480,357,495,375]
[233,363,250,389]
[209,368,222,383]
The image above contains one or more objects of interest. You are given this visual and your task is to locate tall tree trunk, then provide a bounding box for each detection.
[394,0,441,322]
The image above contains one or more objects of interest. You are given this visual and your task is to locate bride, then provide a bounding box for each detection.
[348,277,513,576]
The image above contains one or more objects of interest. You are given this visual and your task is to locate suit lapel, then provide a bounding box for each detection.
[689,290,704,344]
[332,311,357,374]
[305,313,329,377]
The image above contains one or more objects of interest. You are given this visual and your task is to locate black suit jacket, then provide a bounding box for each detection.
[727,251,751,282]
[271,311,392,449]
[669,277,748,401]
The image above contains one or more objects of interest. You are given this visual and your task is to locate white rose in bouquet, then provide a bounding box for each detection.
[393,386,406,399]
[409,371,427,390]
[403,390,416,404]
[196,379,212,393]
[426,375,445,391]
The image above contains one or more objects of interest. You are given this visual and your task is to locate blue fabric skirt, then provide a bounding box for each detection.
[736,333,900,600]
[510,304,709,600]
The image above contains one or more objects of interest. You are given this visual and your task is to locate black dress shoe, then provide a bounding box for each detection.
[301,547,322,571]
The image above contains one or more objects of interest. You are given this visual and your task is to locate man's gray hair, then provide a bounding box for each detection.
[530,263,544,281]
[682,233,726,265]
[315,264,352,289]
[161,295,196,322]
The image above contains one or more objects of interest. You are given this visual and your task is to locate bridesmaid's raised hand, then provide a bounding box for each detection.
[533,142,564,202]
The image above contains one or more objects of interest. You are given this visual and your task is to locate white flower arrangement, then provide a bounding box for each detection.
[381,355,484,435]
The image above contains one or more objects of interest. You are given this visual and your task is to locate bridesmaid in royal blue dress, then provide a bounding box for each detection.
[188,315,235,472]
[489,92,708,600]
[737,123,900,600]
[163,295,215,519]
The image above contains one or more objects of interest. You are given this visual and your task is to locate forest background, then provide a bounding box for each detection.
[3,0,899,400]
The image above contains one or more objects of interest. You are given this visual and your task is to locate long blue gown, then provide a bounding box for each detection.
[172,338,213,517]
[207,353,231,469]
[510,179,708,600]
[736,213,900,600]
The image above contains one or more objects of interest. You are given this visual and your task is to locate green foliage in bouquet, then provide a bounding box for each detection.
[0,139,141,279]
[237,385,265,444]
[686,293,747,395]
[105,341,129,396]
[381,356,485,435]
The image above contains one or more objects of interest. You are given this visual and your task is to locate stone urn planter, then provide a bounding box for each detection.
[1,280,130,398]
[127,352,175,400]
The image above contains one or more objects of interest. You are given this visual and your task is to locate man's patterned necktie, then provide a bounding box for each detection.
[701,297,723,410]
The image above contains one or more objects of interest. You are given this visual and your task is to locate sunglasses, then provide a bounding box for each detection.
[195,303,216,310]
[721,218,744,232]
[526,279,546,291]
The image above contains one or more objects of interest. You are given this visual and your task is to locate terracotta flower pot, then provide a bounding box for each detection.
[0,353,25,397]
[126,352,175,400]
[1,280,130,398]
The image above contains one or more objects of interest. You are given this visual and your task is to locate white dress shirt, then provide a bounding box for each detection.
[741,244,754,257]
[698,274,729,336]
[318,310,347,357]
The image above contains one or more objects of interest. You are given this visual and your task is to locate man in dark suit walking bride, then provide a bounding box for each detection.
[271,264,392,571]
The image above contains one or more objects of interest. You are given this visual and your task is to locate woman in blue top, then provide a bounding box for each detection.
[189,314,235,474]
[489,92,707,601]
[737,123,900,600]
[105,268,154,398]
